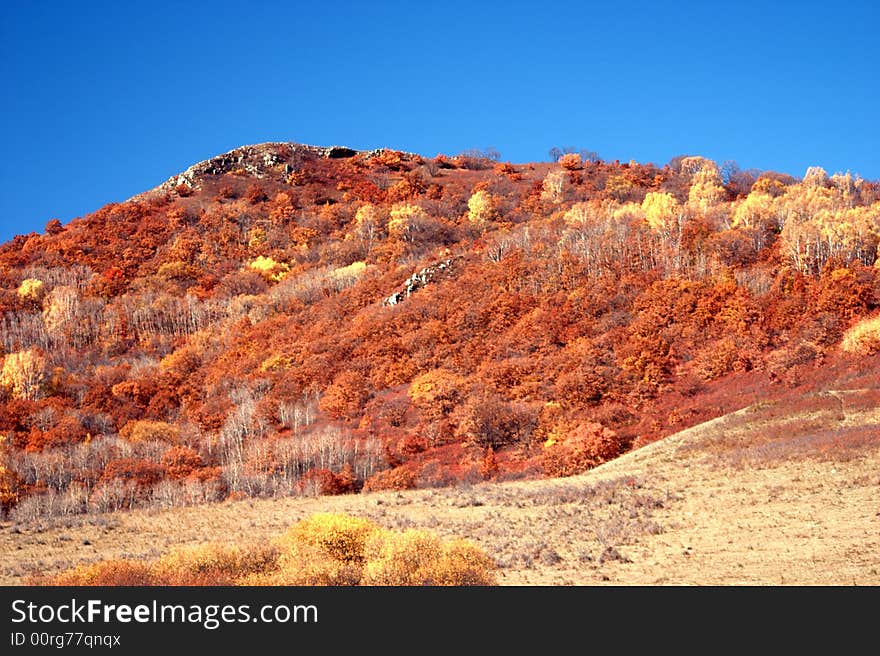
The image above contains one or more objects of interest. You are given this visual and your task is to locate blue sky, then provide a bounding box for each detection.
[1,0,878,244]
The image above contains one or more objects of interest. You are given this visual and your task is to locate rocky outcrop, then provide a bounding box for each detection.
[128,142,423,202]
[384,258,456,306]
[154,142,361,193]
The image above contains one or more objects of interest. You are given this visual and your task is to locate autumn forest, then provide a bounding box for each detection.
[1,142,879,524]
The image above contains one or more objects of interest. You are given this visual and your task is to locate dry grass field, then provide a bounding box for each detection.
[2,389,878,585]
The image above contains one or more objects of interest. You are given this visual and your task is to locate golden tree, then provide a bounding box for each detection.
[352,203,382,247]
[731,191,776,229]
[642,192,681,233]
[688,166,726,212]
[541,170,571,205]
[0,349,47,400]
[466,190,499,231]
[387,203,429,243]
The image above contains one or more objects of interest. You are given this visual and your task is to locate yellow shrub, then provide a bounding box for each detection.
[328,261,367,289]
[45,560,158,586]
[841,314,880,355]
[428,539,498,586]
[17,278,45,303]
[362,530,496,586]
[270,514,382,585]
[467,190,498,228]
[155,543,279,585]
[158,345,202,375]
[362,529,442,585]
[248,255,289,282]
[259,354,294,372]
[276,513,380,564]
[265,542,362,586]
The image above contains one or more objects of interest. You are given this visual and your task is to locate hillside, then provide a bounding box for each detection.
[1,142,879,529]
[3,380,877,585]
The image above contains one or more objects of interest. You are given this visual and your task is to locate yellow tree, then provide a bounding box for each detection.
[541,170,571,205]
[387,203,430,243]
[642,192,681,233]
[731,191,776,229]
[802,166,828,188]
[466,190,498,231]
[778,175,877,273]
[678,156,718,178]
[0,349,48,400]
[829,172,860,208]
[688,166,726,213]
[248,255,289,282]
[351,203,382,248]
[42,285,81,346]
[642,192,686,273]
[560,200,645,274]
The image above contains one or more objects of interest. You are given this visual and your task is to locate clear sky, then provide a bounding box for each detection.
[1,0,878,244]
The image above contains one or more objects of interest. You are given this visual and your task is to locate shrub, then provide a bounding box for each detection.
[841,314,880,355]
[277,513,379,565]
[245,183,268,204]
[0,437,22,515]
[558,153,583,171]
[100,458,164,488]
[161,445,204,479]
[363,466,417,492]
[269,513,381,585]
[362,530,495,585]
[408,368,466,422]
[297,465,357,496]
[156,543,279,585]
[44,560,158,586]
[248,256,290,282]
[319,370,371,421]
[120,419,179,444]
[543,422,623,477]
[16,278,45,304]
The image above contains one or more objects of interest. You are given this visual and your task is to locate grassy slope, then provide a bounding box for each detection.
[2,388,878,585]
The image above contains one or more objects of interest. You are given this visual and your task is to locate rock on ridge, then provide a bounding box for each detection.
[135,142,420,199]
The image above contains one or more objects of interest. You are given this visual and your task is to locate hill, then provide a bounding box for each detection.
[1,142,879,529]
